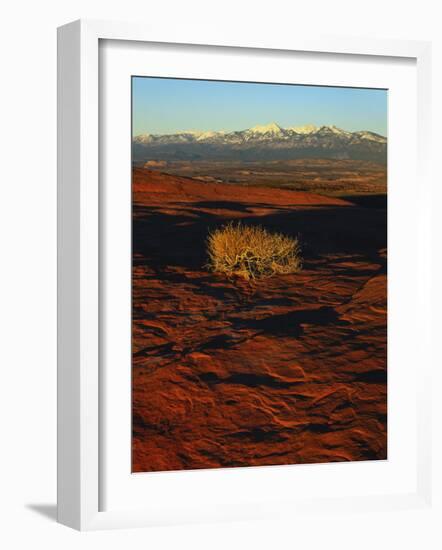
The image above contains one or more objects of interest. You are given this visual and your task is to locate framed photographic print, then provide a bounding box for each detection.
[130,77,389,473]
[57,19,432,530]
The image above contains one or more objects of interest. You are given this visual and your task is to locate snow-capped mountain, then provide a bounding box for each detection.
[133,123,387,163]
[245,122,285,136]
[288,124,318,134]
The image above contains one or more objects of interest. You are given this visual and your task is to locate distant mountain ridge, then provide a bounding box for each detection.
[133,122,387,163]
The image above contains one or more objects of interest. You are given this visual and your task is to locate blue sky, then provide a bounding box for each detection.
[132,77,387,136]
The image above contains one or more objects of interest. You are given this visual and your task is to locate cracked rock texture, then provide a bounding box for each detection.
[132,168,387,472]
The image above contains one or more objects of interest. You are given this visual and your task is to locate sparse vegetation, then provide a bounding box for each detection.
[143,159,387,198]
[207,222,302,280]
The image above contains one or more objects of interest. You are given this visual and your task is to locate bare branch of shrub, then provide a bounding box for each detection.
[207,222,302,280]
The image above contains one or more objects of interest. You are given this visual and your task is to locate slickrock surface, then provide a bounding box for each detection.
[132,168,387,472]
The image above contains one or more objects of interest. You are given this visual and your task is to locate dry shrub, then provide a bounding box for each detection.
[207,222,302,280]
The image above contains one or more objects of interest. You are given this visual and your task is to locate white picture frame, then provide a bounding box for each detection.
[57,19,432,531]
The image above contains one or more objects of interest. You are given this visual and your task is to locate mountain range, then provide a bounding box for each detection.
[133,122,387,163]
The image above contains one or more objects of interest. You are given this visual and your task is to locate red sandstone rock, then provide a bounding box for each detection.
[132,168,387,472]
